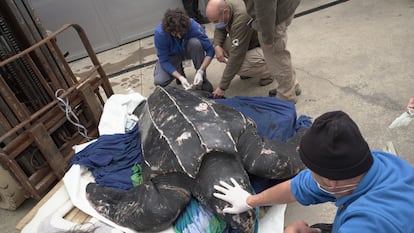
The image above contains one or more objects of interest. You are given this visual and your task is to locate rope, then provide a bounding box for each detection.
[55,89,92,140]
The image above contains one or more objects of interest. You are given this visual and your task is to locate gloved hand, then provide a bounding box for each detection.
[213,178,252,214]
[178,76,192,90]
[193,69,204,86]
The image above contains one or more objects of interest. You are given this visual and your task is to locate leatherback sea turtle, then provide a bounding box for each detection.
[86,86,306,233]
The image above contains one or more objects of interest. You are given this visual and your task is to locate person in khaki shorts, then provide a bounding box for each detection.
[245,0,302,103]
[206,0,274,99]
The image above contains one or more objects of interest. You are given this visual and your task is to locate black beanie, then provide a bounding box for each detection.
[299,111,373,180]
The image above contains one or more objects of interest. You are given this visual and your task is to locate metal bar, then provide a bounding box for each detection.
[37,42,69,90]
[14,0,70,93]
[0,74,31,121]
[43,40,70,89]
[0,151,40,199]
[24,54,55,98]
[34,172,56,195]
[47,39,75,86]
[0,24,113,99]
[79,83,102,125]
[31,44,69,91]
[70,24,113,97]
[2,93,86,158]
[0,72,94,143]
[0,110,14,144]
[29,123,67,179]
[28,166,50,187]
[0,94,19,130]
[0,24,72,66]
[3,133,32,159]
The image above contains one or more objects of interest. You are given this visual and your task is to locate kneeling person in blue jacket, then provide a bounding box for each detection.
[213,111,414,233]
[154,8,215,92]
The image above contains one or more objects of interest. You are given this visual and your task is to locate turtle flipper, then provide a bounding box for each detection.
[192,152,256,233]
[86,174,191,232]
[238,123,306,180]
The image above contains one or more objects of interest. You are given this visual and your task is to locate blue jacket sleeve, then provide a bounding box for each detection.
[188,19,215,58]
[154,25,177,75]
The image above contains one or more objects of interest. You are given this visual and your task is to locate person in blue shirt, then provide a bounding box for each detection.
[213,111,414,233]
[154,8,214,92]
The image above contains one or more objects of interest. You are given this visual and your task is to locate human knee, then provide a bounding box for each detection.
[187,37,203,51]
[154,79,170,87]
[154,73,173,87]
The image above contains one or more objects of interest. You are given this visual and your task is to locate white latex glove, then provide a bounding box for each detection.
[178,76,192,90]
[213,178,252,214]
[389,112,413,128]
[193,69,204,86]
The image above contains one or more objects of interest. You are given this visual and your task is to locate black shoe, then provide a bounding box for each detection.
[259,78,273,86]
[310,223,333,233]
[268,86,301,97]
[268,89,277,97]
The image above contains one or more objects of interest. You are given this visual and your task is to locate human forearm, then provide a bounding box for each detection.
[247,180,296,207]
[219,61,242,90]
[172,70,183,79]
[199,56,213,72]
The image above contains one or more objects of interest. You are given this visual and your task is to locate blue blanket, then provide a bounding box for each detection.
[70,124,142,190]
[215,96,305,142]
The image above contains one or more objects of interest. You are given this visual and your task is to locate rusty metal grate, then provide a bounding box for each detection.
[0,24,113,201]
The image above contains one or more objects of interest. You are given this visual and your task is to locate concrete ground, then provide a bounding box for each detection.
[1,0,413,232]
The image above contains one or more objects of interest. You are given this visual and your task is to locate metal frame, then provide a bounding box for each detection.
[0,24,113,200]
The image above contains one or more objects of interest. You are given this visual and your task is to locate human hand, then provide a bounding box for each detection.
[193,69,204,86]
[213,178,252,214]
[407,96,414,114]
[214,46,228,63]
[212,87,225,99]
[284,221,321,233]
[178,76,192,90]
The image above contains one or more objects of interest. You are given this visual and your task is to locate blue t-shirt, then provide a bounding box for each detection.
[291,151,414,233]
[154,18,215,75]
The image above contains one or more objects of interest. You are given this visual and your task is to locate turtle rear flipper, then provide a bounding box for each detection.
[86,175,191,232]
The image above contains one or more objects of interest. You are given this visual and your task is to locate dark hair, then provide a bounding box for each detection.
[162,8,191,36]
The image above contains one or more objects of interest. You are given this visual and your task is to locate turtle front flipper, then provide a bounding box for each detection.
[238,122,307,180]
[86,173,192,232]
[192,152,256,233]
